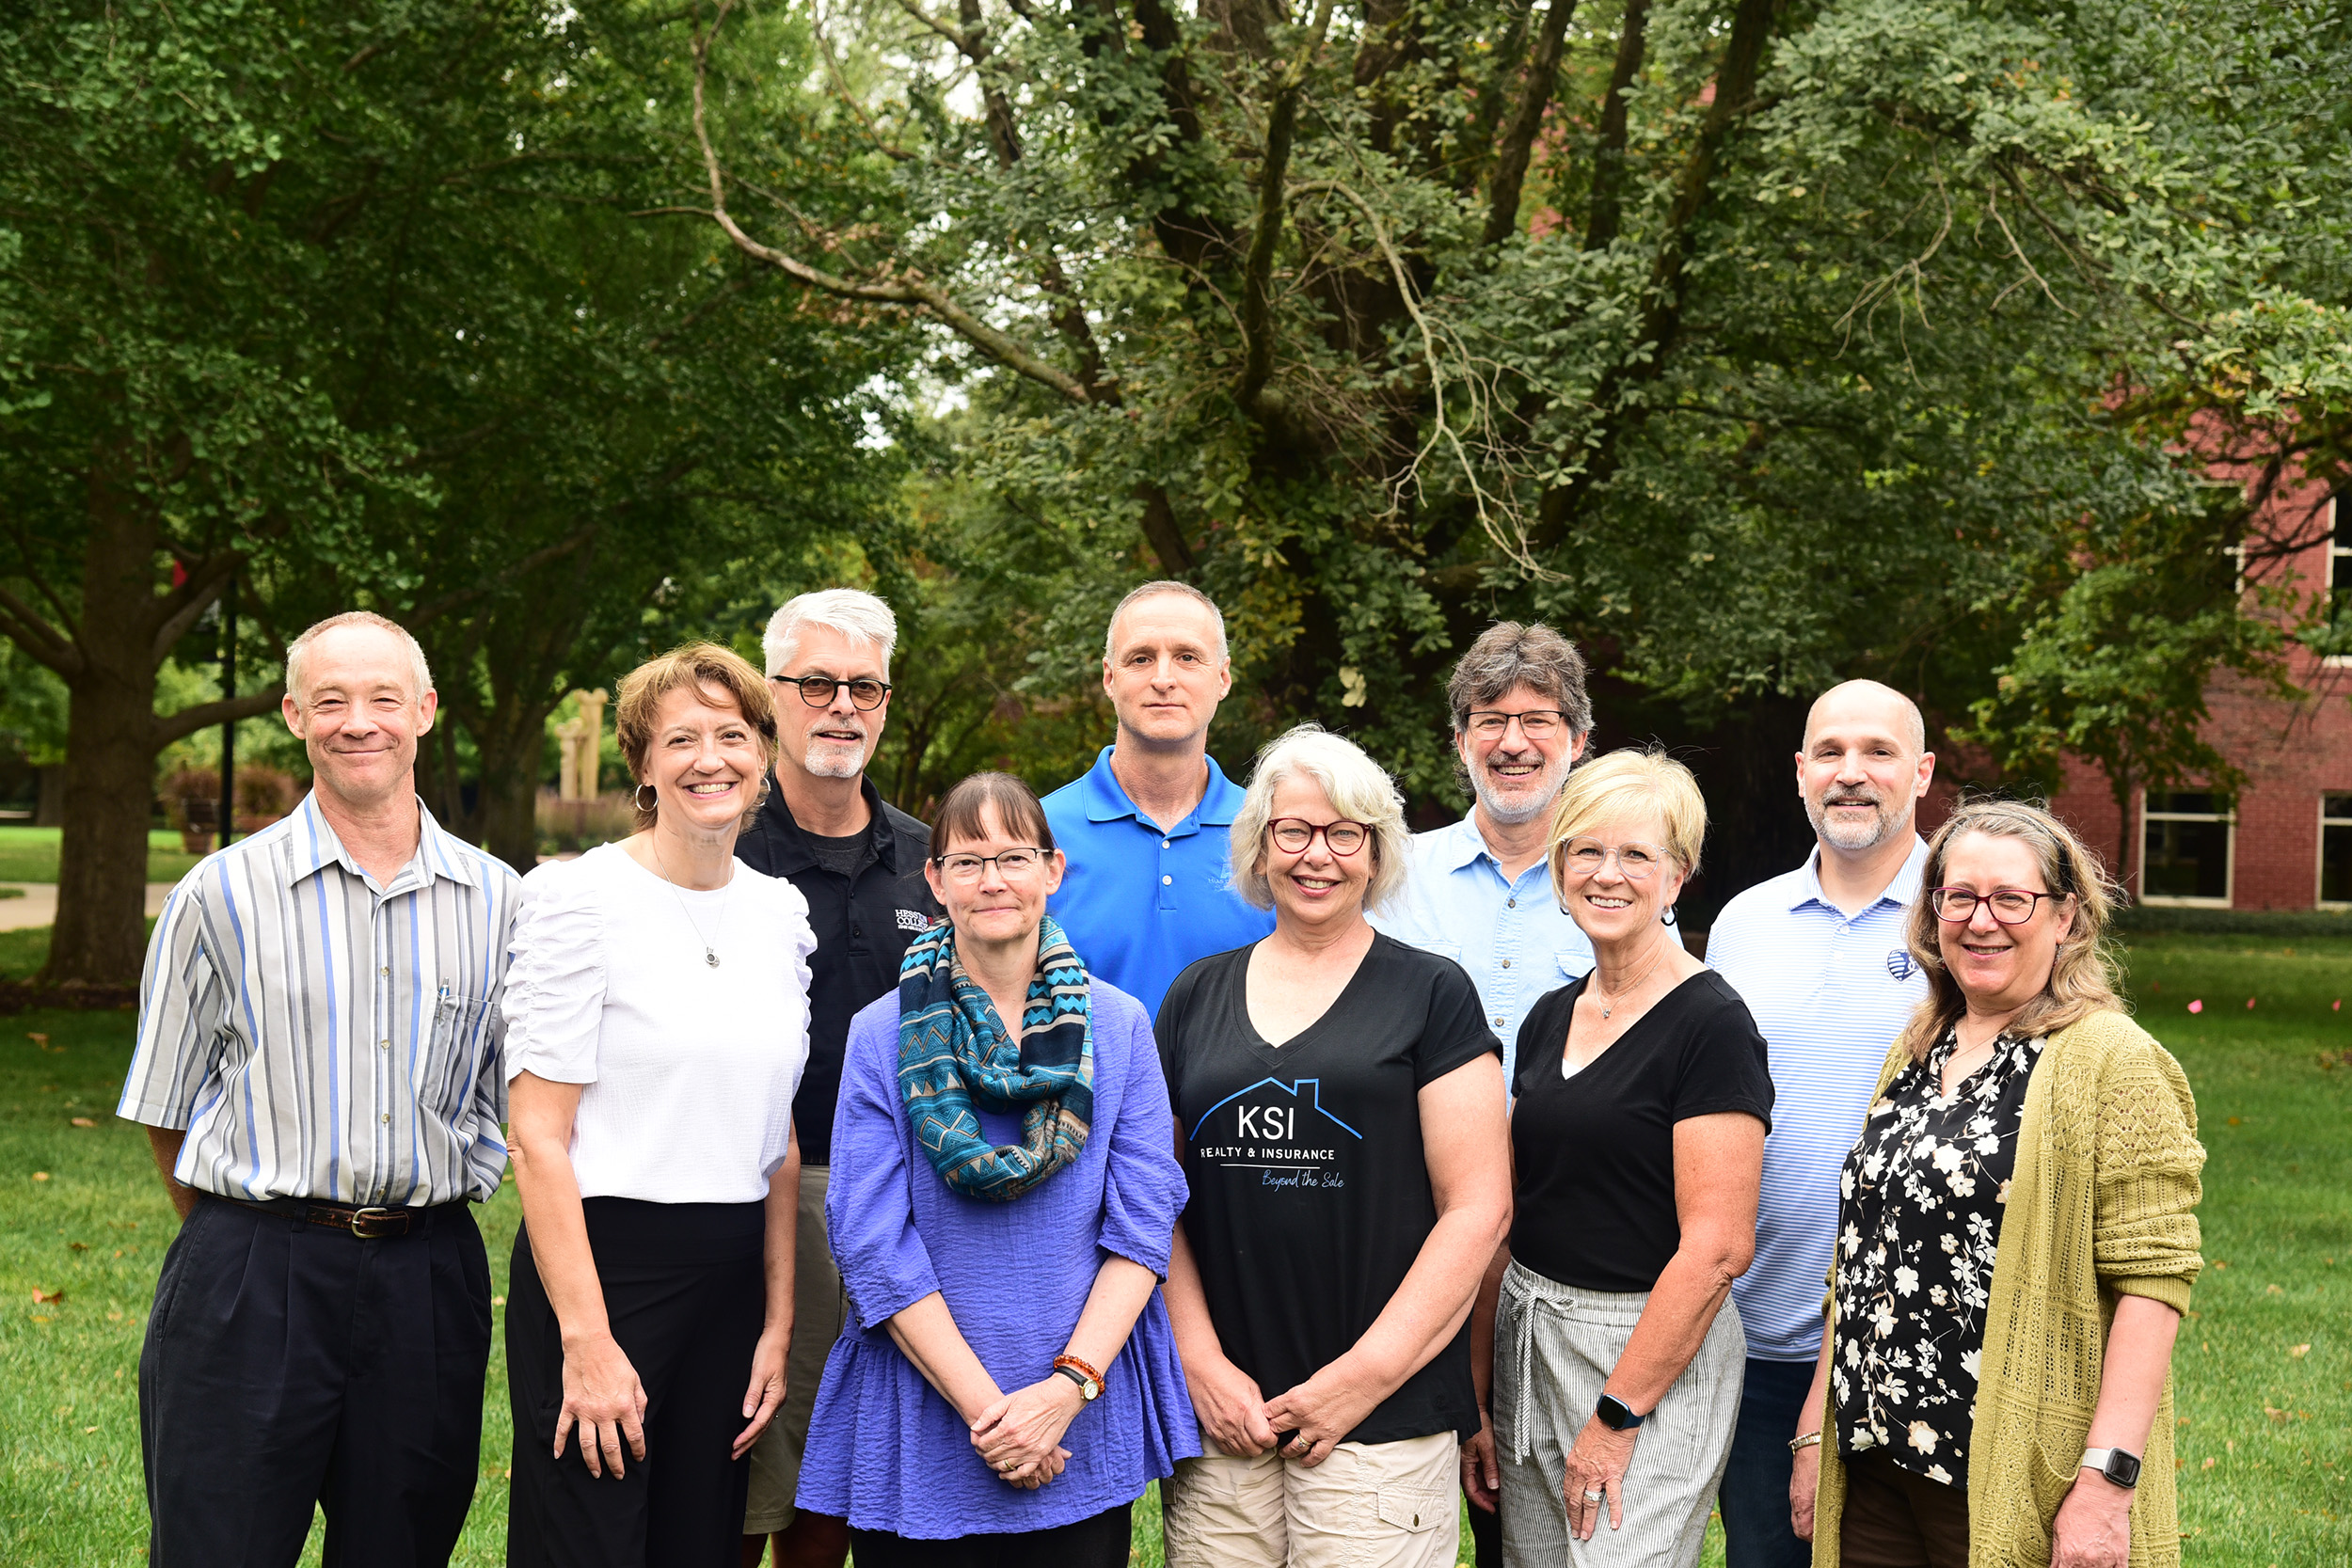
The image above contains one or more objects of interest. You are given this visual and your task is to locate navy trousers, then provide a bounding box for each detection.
[137,1196,493,1568]
[1718,1356,1818,1568]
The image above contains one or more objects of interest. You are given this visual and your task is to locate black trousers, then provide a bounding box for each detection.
[1837,1452,1970,1568]
[1719,1357,1818,1568]
[848,1500,1133,1568]
[137,1195,493,1568]
[506,1197,766,1568]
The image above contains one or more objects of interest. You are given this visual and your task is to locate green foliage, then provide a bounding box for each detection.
[666,0,2352,812]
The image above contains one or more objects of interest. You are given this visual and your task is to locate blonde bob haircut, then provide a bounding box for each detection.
[1895,797,2122,1062]
[1546,748,1708,909]
[615,641,780,832]
[1230,724,1411,914]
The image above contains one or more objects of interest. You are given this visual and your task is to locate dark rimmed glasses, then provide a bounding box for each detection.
[776,674,892,711]
[932,847,1049,882]
[1928,886,2064,925]
[1463,708,1573,741]
[1267,818,1369,856]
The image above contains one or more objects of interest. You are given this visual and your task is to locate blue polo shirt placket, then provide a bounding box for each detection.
[1041,746,1277,1022]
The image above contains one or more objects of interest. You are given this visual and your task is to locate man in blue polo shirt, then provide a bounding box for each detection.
[1705,679,1937,1568]
[1043,581,1274,1018]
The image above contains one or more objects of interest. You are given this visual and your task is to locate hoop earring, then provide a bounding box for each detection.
[1661,904,1680,927]
[633,784,658,813]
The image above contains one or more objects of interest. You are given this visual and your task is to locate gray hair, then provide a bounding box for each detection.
[764,589,898,678]
[1104,580,1229,663]
[285,611,433,705]
[1446,622,1592,736]
[1230,724,1411,914]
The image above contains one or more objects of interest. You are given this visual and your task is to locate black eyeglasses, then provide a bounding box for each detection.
[932,847,1048,882]
[775,674,892,711]
[1928,887,2064,925]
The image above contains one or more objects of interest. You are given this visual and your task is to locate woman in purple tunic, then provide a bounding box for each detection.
[793,771,1197,1565]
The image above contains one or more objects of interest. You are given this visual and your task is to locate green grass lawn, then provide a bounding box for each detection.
[0,827,206,887]
[1,932,2342,1564]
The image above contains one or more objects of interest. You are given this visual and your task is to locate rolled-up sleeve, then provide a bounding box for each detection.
[119,870,226,1130]
[501,872,606,1085]
[1098,1005,1185,1277]
[827,1009,945,1331]
[2092,1037,2206,1314]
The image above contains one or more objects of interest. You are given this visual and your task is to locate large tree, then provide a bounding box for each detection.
[661,0,2352,882]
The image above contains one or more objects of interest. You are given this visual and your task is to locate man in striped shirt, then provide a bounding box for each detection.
[119,610,520,1568]
[1704,680,1935,1568]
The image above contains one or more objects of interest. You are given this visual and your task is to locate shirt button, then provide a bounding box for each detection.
[1494,1018,1505,1028]
[1507,898,1518,909]
[1162,875,1173,885]
[1163,840,1172,848]
[379,1039,390,1051]
[379,966,389,977]
[380,1114,390,1124]
[1500,958,1512,969]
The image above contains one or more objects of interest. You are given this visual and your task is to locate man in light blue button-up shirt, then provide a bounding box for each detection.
[1371,621,1596,1568]
[1704,680,1936,1568]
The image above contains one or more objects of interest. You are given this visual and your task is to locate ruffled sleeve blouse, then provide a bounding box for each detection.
[502,841,816,1203]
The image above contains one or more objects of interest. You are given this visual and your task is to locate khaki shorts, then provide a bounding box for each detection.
[742,1164,849,1537]
[1162,1425,1459,1568]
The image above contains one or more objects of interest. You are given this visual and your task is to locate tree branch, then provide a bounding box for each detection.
[150,552,240,665]
[1482,0,1581,246]
[1582,0,1650,250]
[152,688,288,749]
[0,586,83,678]
[1238,0,1336,411]
[686,2,1093,405]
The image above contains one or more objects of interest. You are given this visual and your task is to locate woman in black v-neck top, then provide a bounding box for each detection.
[1469,749,1772,1568]
[1156,726,1510,1568]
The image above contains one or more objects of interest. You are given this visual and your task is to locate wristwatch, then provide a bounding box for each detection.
[1595,1393,1646,1431]
[1052,1354,1104,1402]
[2080,1447,2142,1488]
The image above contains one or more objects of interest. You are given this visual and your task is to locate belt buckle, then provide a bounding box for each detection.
[348,1206,406,1240]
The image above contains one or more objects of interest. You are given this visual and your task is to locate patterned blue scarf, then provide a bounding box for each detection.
[896,914,1094,1202]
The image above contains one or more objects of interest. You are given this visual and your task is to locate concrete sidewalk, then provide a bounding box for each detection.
[0,883,177,932]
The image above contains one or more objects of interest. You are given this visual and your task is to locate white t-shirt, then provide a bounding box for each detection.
[503,841,816,1204]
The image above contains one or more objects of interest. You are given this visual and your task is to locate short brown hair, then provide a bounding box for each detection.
[929,772,1056,860]
[615,642,778,831]
[1447,622,1591,736]
[1896,798,2122,1062]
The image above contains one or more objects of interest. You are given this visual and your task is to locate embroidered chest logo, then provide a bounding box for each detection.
[1886,949,1916,982]
[896,908,931,933]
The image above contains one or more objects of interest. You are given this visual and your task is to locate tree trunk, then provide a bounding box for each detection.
[43,483,166,987]
[470,696,558,874]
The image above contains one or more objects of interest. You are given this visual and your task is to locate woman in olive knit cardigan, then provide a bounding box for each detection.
[1789,799,2203,1568]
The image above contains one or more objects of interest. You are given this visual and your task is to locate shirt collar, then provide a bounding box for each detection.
[755,773,901,874]
[1792,834,1930,913]
[1078,746,1247,829]
[1432,815,1495,874]
[284,793,478,891]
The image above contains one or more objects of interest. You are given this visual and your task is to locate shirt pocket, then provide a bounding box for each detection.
[1375,1483,1450,1535]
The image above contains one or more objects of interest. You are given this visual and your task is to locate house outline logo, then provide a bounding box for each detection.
[1189,1077,1365,1144]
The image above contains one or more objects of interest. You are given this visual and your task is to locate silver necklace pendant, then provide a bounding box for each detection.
[706,949,721,968]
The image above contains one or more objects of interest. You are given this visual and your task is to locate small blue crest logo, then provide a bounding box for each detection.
[1885,949,1916,982]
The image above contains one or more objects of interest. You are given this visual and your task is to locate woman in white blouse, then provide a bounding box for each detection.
[502,642,818,1567]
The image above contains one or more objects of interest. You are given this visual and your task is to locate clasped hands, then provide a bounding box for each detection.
[1187,1351,1379,1468]
[969,1373,1086,1489]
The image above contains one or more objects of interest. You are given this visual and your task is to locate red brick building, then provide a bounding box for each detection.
[2043,464,2352,910]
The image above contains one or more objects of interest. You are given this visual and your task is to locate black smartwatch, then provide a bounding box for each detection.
[1595,1393,1646,1431]
[2080,1447,2141,1488]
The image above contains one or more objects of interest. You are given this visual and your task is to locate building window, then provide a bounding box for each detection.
[2332,491,2352,622]
[2323,797,2352,907]
[2141,791,2233,906]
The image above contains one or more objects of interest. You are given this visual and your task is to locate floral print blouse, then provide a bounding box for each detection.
[1830,1025,2047,1488]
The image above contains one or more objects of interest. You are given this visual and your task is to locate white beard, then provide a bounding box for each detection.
[1474,763,1565,825]
[1811,797,1897,850]
[802,742,866,779]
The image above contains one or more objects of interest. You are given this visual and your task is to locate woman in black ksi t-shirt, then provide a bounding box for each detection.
[1157,726,1510,1568]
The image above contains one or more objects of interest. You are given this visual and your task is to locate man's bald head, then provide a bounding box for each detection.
[1797,679,1935,857]
[1803,679,1926,758]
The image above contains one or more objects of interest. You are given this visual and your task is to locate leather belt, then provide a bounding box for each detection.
[218,1195,452,1239]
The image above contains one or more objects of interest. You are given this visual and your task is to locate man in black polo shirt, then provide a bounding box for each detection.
[734,588,939,1568]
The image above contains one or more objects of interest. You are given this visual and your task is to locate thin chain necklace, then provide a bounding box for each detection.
[650,837,733,969]
[1590,938,1671,1021]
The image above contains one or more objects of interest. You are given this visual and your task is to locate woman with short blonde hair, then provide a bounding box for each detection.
[1790,797,2201,1568]
[1470,747,1774,1568]
[1160,725,1512,1568]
